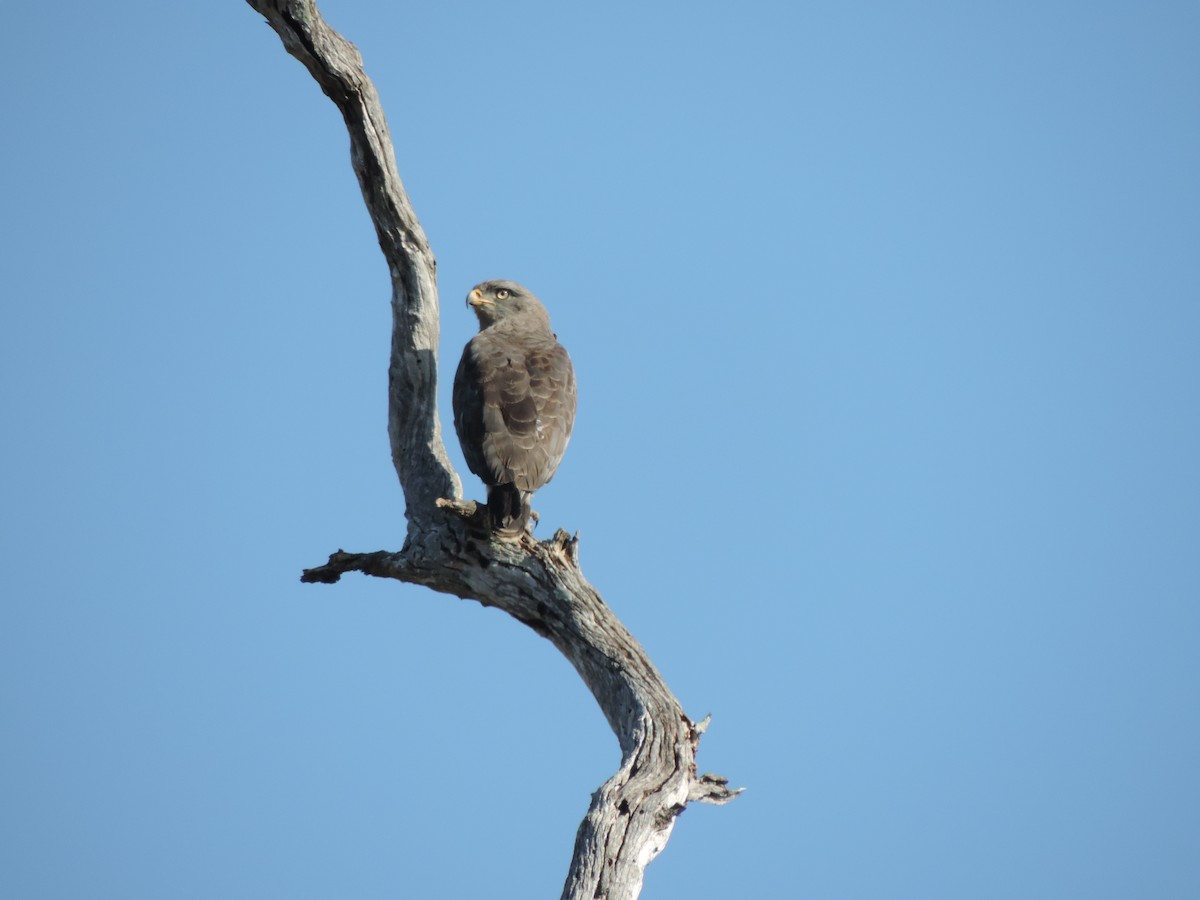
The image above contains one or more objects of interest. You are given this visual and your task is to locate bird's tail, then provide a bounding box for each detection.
[486,484,531,538]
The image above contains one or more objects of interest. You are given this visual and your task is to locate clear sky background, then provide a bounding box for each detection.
[3,2,1198,898]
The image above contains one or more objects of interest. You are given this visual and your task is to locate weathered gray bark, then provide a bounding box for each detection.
[245,2,740,897]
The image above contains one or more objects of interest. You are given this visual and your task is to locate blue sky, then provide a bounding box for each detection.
[3,2,1198,897]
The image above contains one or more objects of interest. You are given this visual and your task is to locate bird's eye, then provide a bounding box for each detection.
[495,289,511,300]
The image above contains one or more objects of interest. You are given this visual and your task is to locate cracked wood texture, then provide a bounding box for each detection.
[246,2,740,897]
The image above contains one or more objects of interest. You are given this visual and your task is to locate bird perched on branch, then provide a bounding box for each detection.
[452,280,577,538]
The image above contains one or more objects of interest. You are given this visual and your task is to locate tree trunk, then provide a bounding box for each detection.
[244,3,740,897]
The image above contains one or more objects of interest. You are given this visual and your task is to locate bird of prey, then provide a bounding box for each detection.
[452,280,577,538]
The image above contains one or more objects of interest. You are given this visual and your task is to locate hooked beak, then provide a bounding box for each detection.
[467,288,494,308]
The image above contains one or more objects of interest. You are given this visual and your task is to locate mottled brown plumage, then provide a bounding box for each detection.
[452,280,577,537]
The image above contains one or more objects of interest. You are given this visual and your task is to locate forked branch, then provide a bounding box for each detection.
[246,2,739,897]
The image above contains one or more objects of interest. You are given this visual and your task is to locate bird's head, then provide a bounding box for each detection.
[466,280,551,330]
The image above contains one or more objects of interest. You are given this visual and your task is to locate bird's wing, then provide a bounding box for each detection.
[453,333,576,492]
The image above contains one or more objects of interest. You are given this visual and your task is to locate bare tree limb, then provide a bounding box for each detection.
[247,0,458,523]
[246,2,740,897]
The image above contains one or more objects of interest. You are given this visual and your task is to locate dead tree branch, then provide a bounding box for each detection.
[246,2,740,897]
